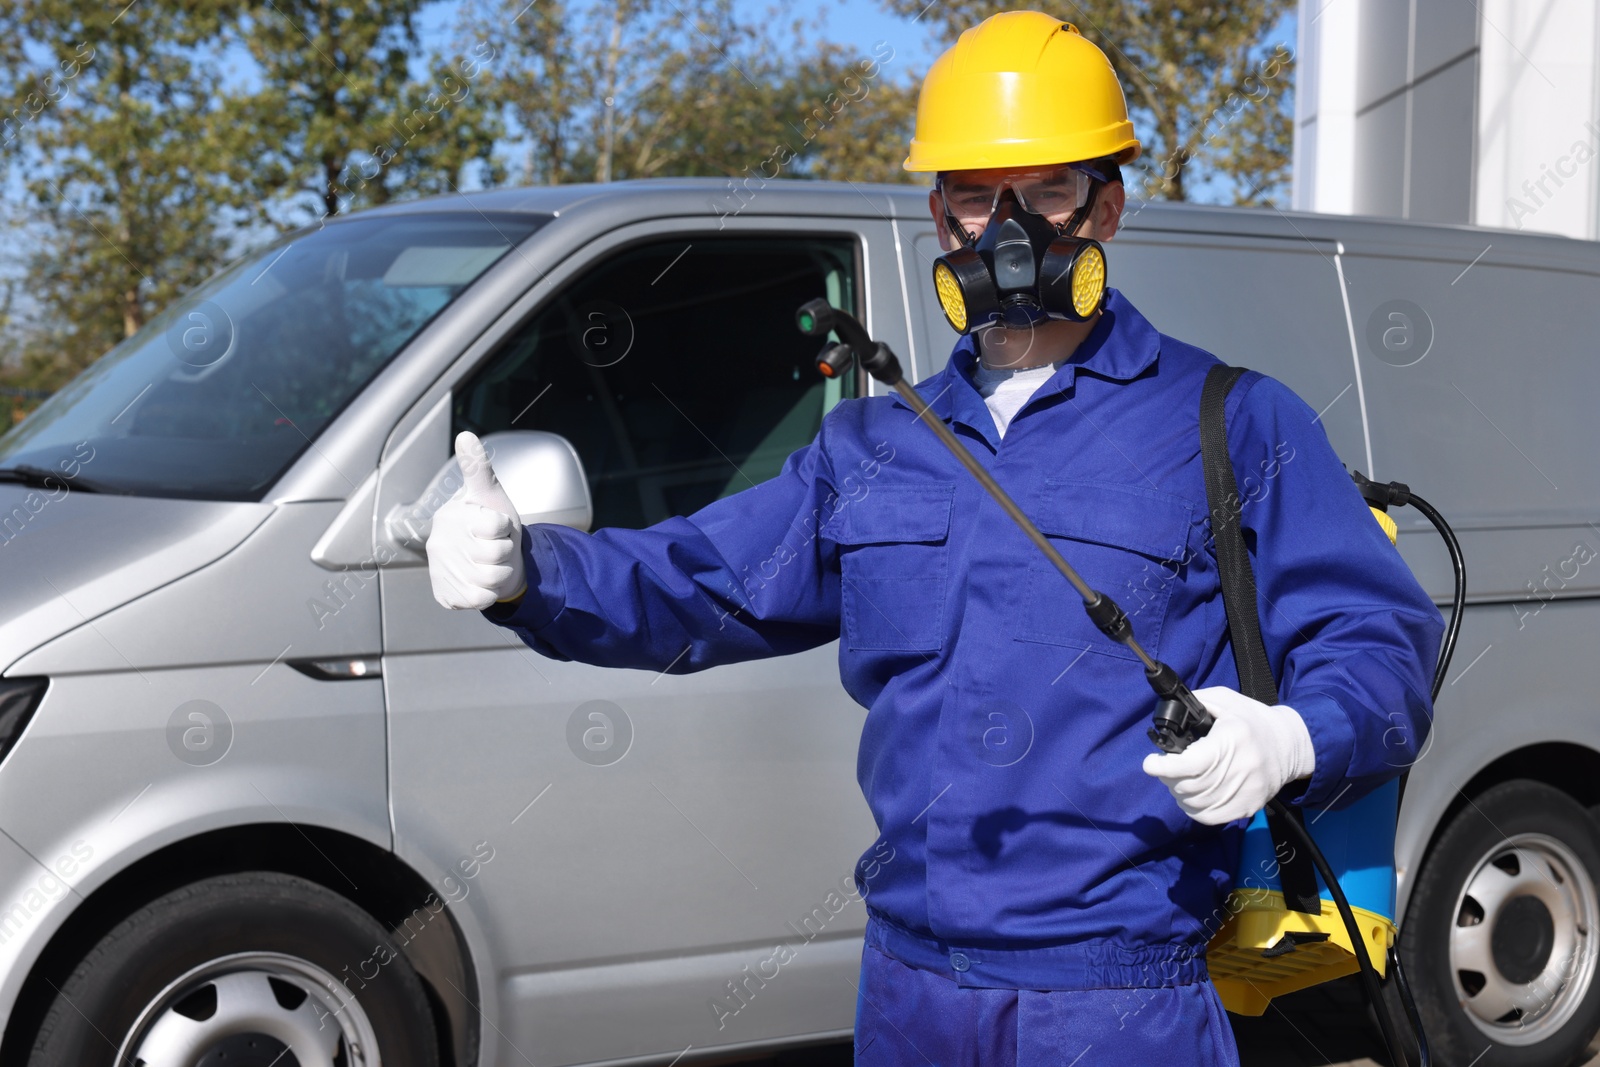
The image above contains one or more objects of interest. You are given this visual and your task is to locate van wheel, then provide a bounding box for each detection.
[1402,780,1600,1067]
[28,871,439,1067]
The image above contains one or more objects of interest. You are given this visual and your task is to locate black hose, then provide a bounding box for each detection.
[1267,796,1412,1067]
[1280,485,1462,1066]
[1405,491,1464,703]
[1389,944,1432,1067]
[1379,489,1460,1066]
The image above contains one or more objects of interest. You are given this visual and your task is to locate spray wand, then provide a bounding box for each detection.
[797,297,1212,753]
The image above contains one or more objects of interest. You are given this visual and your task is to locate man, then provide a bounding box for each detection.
[426,11,1443,1065]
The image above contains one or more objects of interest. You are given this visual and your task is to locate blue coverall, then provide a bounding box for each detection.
[482,287,1445,1065]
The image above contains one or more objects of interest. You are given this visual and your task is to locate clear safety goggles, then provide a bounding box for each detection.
[936,162,1107,238]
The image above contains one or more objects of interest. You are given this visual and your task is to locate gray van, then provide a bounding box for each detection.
[0,178,1595,1067]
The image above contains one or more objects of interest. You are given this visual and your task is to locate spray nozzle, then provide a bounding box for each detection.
[796,300,904,386]
[1351,470,1412,510]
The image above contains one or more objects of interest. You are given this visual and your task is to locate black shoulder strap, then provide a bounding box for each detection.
[1199,364,1322,915]
[1200,366,1276,704]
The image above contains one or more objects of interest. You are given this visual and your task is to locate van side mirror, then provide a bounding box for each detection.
[384,430,593,551]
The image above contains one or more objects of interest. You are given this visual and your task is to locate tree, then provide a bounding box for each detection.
[0,0,926,405]
[469,0,576,186]
[463,0,919,186]
[0,0,243,391]
[222,0,503,227]
[800,40,920,184]
[879,0,1295,205]
[1196,41,1293,206]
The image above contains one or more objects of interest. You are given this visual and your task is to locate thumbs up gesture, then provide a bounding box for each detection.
[425,431,528,610]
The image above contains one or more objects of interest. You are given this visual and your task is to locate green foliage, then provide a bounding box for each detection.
[0,0,504,404]
[0,0,1291,410]
[881,0,1296,205]
[222,0,502,226]
[461,0,918,185]
[790,39,921,185]
[0,0,241,397]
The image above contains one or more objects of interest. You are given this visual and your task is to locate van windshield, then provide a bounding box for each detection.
[0,211,543,500]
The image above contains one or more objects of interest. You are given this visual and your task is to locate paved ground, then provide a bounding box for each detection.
[721,976,1600,1066]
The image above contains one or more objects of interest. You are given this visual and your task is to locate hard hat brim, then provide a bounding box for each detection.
[904,131,1141,172]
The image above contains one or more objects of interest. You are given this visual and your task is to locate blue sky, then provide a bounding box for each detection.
[412,0,948,78]
[727,0,948,71]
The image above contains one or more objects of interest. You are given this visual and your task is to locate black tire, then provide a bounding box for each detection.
[1401,780,1600,1067]
[28,871,439,1067]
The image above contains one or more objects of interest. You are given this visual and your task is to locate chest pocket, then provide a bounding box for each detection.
[827,482,955,652]
[1018,479,1196,661]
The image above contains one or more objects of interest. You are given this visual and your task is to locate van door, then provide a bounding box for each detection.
[380,218,890,1064]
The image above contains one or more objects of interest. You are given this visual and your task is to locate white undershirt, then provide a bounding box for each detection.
[971,357,1065,438]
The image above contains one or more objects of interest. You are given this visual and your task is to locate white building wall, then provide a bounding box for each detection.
[1293,0,1360,214]
[1292,0,1600,239]
[1474,0,1600,238]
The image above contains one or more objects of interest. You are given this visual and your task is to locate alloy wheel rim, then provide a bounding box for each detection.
[115,950,380,1067]
[1449,832,1598,1046]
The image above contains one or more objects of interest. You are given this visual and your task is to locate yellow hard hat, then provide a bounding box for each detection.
[904,10,1141,173]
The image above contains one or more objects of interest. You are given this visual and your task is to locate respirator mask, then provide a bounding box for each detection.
[931,162,1111,334]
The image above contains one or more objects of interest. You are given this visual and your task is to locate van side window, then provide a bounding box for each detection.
[454,236,859,530]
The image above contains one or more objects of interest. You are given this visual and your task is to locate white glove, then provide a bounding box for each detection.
[1141,686,1316,825]
[425,431,527,610]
